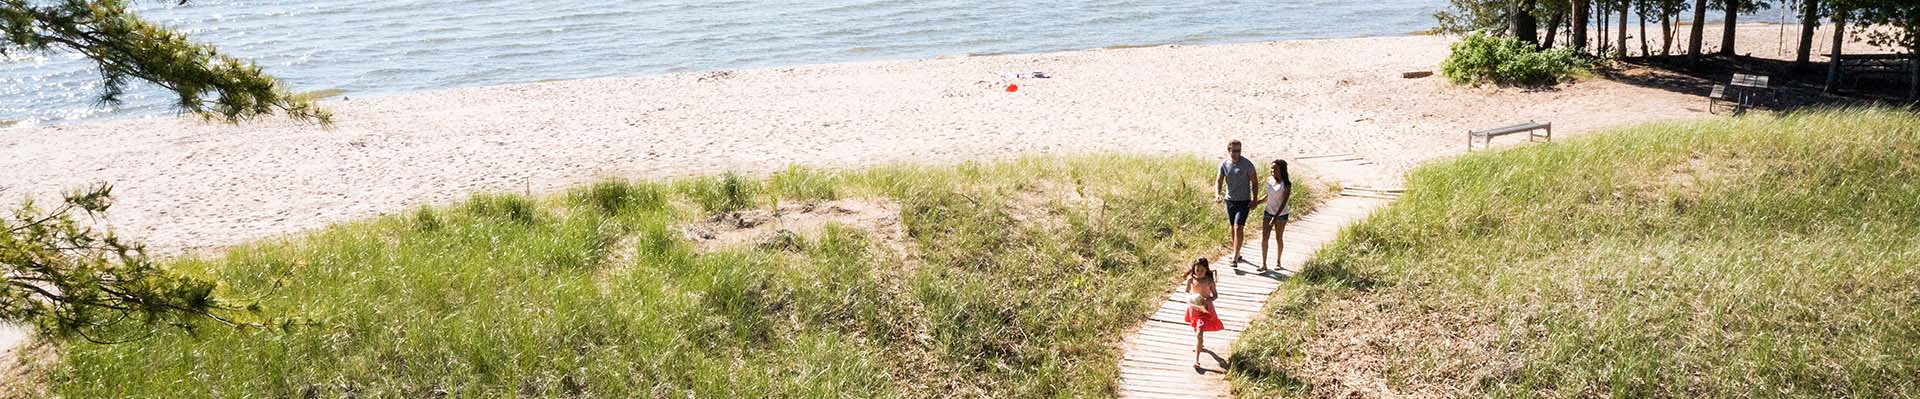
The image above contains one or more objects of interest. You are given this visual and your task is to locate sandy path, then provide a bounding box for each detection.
[1,33,1722,256]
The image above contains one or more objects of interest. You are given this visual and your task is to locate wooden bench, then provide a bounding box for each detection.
[1710,73,1772,114]
[1468,121,1551,151]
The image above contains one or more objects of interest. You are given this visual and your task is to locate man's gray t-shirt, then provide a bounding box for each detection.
[1219,157,1257,201]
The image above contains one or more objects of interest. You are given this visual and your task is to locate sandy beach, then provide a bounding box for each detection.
[1,34,1690,256]
[5,23,1900,258]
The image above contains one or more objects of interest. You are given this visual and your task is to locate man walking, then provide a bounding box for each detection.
[1214,140,1258,267]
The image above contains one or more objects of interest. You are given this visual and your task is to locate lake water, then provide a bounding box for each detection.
[1,0,1449,125]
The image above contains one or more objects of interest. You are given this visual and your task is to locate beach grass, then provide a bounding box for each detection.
[1229,109,1920,397]
[45,154,1325,398]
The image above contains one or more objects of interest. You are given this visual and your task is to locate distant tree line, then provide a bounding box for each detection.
[1436,0,1919,98]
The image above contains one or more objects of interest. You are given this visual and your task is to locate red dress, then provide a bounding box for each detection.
[1185,304,1224,332]
[1185,298,1225,332]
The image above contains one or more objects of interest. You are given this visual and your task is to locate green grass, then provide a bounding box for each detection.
[1229,109,1920,398]
[47,154,1324,398]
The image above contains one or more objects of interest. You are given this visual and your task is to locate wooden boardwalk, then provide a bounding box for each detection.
[1114,154,1396,399]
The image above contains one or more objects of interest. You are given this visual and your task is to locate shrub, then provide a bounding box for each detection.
[1442,33,1591,87]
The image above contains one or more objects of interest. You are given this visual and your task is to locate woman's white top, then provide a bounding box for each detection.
[1264,179,1290,216]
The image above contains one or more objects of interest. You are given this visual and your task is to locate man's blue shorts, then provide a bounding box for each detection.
[1224,200,1252,226]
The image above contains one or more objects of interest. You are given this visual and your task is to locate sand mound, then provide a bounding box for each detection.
[681,198,905,253]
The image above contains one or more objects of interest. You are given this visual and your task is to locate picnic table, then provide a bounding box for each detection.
[1823,53,1910,67]
[1709,73,1772,114]
[1821,53,1913,90]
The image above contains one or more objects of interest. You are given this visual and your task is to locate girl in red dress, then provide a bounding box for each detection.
[1184,258,1224,368]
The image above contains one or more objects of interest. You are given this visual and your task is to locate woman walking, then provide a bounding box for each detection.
[1183,258,1224,369]
[1253,159,1292,270]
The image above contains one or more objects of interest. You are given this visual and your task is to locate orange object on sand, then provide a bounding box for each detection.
[1005,84,1018,92]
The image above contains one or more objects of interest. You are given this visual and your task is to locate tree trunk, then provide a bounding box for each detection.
[1688,0,1709,63]
[1640,5,1652,57]
[1516,0,1541,47]
[1544,12,1564,48]
[1599,2,1611,55]
[1662,7,1675,56]
[1573,0,1591,53]
[1618,2,1630,58]
[1795,0,1822,69]
[1825,10,1846,93]
[1719,1,1739,56]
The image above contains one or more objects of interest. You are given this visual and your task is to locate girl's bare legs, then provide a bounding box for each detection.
[1273,220,1287,269]
[1193,326,1205,367]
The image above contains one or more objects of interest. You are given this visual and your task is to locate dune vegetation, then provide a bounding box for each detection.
[39,154,1326,398]
[1229,109,1920,398]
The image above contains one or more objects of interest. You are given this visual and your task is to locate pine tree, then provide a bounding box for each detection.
[2,0,322,342]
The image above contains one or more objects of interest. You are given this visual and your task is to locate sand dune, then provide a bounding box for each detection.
[11,24,1878,256]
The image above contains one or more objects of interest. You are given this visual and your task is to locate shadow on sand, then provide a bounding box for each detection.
[1600,54,1916,111]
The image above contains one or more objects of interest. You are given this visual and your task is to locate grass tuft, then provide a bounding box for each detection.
[463,193,539,224]
[410,205,440,231]
[570,179,666,215]
[769,165,840,203]
[682,172,759,215]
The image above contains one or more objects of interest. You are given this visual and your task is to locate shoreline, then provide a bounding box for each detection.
[0,31,1743,257]
[5,32,1445,129]
[3,22,1893,130]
